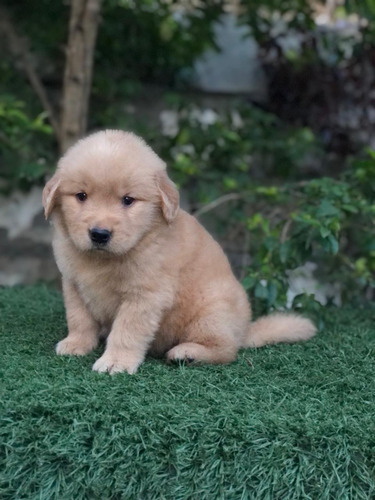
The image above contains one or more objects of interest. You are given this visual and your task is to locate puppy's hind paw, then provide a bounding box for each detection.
[56,337,97,356]
[167,355,196,365]
[166,343,200,364]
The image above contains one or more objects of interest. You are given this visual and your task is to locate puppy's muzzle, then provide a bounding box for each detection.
[89,227,112,246]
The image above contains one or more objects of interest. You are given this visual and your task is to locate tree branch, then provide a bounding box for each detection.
[194,193,245,218]
[0,6,61,142]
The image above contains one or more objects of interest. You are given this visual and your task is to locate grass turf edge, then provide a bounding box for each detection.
[0,285,374,499]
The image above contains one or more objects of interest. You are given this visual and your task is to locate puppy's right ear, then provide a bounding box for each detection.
[42,174,61,219]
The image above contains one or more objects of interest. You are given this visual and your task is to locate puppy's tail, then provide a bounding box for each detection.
[245,313,316,348]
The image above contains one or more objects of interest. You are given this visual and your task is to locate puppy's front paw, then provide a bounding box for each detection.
[92,352,141,375]
[56,336,97,356]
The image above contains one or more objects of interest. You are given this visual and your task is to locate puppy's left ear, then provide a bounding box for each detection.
[42,173,61,219]
[156,170,179,223]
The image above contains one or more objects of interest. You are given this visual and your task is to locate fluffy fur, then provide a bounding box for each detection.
[43,130,316,374]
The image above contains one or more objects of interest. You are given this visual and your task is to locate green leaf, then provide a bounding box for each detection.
[255,186,279,197]
[342,204,359,214]
[254,282,268,300]
[159,16,177,41]
[267,282,278,306]
[328,234,339,254]
[242,276,256,291]
[223,177,238,189]
[316,200,340,218]
[264,236,278,251]
[319,227,331,238]
[177,127,190,145]
[279,242,291,264]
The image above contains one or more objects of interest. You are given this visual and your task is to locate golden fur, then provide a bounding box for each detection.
[43,130,316,374]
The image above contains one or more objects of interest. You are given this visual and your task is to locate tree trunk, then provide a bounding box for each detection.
[60,0,102,153]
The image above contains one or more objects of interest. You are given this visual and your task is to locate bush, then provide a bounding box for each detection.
[158,102,324,199]
[0,93,54,193]
[159,103,375,319]
[0,0,374,315]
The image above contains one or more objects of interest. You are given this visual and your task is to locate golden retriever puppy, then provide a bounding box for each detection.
[43,130,316,374]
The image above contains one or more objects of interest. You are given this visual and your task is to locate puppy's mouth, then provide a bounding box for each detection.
[87,244,125,259]
[90,244,110,252]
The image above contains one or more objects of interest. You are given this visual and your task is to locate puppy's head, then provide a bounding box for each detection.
[43,130,179,255]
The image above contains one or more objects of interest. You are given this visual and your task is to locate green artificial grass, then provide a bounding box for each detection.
[0,286,374,500]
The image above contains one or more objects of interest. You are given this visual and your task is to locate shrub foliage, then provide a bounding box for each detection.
[0,0,374,313]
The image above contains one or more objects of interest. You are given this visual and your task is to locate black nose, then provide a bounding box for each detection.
[89,227,112,245]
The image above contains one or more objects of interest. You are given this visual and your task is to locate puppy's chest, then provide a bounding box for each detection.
[71,261,126,325]
[78,272,121,323]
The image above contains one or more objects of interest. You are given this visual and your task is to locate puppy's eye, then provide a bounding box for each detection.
[76,192,87,202]
[122,196,135,206]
